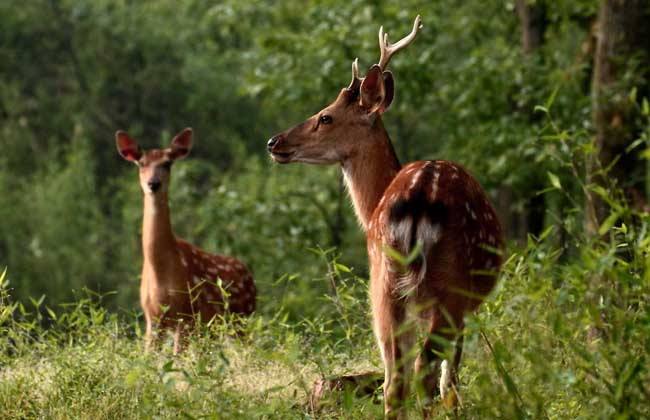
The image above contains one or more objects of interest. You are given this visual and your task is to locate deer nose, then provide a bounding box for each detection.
[267,135,282,151]
[148,180,161,192]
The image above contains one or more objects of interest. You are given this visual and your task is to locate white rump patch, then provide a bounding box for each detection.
[390,216,414,252]
[394,218,441,298]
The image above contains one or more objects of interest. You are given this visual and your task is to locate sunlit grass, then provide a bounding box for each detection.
[1,222,649,419]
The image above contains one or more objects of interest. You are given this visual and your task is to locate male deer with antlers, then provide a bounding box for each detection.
[267,16,503,418]
[117,128,256,354]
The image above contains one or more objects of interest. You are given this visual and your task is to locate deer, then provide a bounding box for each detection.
[267,16,503,418]
[116,128,256,354]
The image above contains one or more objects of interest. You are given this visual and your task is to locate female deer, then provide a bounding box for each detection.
[267,16,503,418]
[117,128,256,354]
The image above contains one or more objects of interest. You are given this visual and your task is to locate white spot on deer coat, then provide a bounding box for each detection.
[431,170,441,200]
[410,166,425,188]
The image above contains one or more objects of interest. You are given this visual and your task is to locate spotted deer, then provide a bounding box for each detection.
[116,128,256,354]
[267,16,503,418]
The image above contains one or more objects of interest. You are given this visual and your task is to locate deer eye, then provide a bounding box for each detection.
[319,115,333,125]
[161,161,173,170]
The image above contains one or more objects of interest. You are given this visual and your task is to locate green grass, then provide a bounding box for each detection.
[1,221,649,419]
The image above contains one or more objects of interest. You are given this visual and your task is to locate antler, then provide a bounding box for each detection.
[347,58,361,90]
[378,15,422,70]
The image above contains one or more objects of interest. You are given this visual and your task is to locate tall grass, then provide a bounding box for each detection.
[1,206,649,419]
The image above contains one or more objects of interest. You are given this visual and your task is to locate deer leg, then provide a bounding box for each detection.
[144,316,161,353]
[440,333,464,409]
[415,310,461,417]
[372,288,414,419]
[172,320,190,355]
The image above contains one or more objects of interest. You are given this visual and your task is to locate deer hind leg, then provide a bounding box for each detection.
[439,333,464,409]
[415,309,463,417]
[172,319,191,355]
[372,289,415,419]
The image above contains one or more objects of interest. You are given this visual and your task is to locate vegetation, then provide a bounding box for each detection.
[1,0,649,418]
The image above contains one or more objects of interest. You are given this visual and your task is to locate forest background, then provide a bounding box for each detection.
[1,1,649,418]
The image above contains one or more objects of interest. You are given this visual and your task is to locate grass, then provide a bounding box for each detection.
[1,219,649,420]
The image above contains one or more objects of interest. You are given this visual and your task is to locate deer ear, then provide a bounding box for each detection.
[115,131,142,162]
[170,128,193,160]
[379,71,394,113]
[359,65,386,114]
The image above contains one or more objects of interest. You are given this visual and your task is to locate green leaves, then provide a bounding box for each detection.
[547,171,562,190]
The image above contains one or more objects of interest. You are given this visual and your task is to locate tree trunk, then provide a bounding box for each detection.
[587,0,650,236]
[515,0,546,54]
[511,1,547,240]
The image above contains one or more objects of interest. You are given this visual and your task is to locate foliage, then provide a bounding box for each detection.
[1,0,650,418]
[0,0,626,307]
[1,207,649,418]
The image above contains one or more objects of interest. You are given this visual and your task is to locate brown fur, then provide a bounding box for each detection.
[118,129,255,354]
[269,66,503,418]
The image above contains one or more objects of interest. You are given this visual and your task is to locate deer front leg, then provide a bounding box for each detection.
[144,315,161,353]
[371,278,414,419]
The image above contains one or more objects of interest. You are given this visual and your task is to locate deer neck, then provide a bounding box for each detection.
[342,118,401,232]
[142,192,179,270]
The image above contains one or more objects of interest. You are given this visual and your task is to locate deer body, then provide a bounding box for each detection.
[118,129,255,354]
[268,16,503,418]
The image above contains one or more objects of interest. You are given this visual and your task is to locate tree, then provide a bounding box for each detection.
[587,0,650,235]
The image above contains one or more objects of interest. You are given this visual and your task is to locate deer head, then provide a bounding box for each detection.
[267,15,422,165]
[116,128,193,195]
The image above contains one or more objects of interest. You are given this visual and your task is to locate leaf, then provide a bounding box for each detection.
[598,211,620,236]
[334,263,351,273]
[547,172,562,190]
[45,306,57,320]
[162,360,175,373]
[641,148,650,160]
[643,97,650,116]
[545,86,559,110]
[629,87,637,103]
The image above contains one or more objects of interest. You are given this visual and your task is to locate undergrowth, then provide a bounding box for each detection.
[1,214,649,419]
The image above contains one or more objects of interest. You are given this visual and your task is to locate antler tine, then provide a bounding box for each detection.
[378,15,422,70]
[347,58,361,90]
